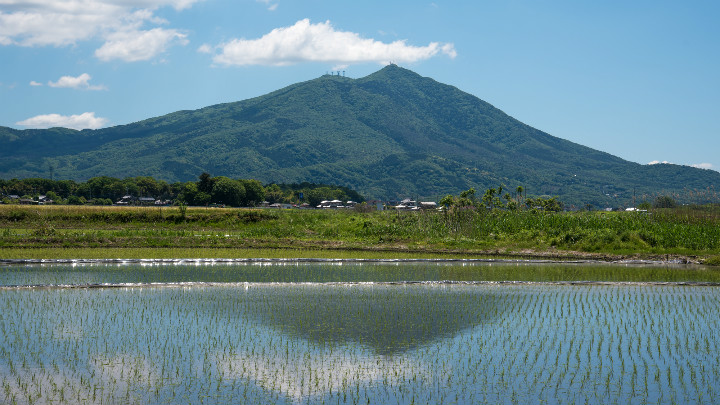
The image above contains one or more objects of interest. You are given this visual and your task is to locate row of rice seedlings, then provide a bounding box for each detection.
[0,282,719,404]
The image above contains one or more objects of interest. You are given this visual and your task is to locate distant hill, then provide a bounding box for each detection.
[2,64,719,207]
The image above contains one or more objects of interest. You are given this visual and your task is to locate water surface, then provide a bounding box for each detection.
[0,261,718,404]
[1,260,719,287]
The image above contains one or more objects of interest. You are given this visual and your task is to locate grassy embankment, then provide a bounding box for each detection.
[0,204,719,263]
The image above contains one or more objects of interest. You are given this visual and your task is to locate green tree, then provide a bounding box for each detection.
[133,176,161,197]
[178,182,199,205]
[654,195,678,209]
[305,188,331,207]
[482,187,496,208]
[503,192,512,208]
[67,195,87,205]
[92,198,113,206]
[638,200,652,210]
[526,196,564,212]
[198,172,214,194]
[55,180,77,198]
[264,184,286,204]
[195,192,211,206]
[239,179,265,206]
[211,177,245,207]
[458,188,476,207]
[516,186,524,206]
[45,191,60,203]
[439,194,456,208]
[120,179,139,198]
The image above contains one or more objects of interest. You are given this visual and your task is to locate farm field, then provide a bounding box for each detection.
[2,204,720,263]
[2,204,720,403]
[1,262,719,404]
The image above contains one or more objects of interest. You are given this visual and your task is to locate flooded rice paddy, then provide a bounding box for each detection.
[1,261,719,404]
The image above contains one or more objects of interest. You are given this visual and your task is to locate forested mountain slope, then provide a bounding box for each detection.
[2,65,718,207]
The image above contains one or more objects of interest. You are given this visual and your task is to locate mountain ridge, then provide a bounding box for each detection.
[2,64,718,207]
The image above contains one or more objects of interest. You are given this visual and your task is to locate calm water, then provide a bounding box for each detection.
[2,260,720,286]
[1,261,719,404]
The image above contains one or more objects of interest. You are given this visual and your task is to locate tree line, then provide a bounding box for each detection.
[0,174,364,208]
[438,186,685,212]
[440,186,565,212]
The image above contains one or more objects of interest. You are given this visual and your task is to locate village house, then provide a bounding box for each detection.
[394,198,438,210]
[316,200,357,209]
[317,200,344,209]
[37,195,54,205]
[138,197,156,206]
[115,195,135,205]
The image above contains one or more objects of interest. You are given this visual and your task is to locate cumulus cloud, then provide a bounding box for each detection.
[29,80,43,86]
[0,0,197,60]
[48,73,107,90]
[197,43,212,54]
[212,19,457,67]
[648,160,672,165]
[16,112,109,130]
[95,28,187,62]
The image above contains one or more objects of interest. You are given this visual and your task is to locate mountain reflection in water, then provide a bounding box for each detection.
[234,284,501,356]
[2,262,720,404]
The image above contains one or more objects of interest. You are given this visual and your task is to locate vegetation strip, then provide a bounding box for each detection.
[0,257,687,265]
[2,204,720,265]
[4,280,720,290]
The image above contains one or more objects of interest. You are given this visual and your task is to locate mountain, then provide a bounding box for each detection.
[2,65,719,207]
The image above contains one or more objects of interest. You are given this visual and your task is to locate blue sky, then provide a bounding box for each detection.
[2,0,719,171]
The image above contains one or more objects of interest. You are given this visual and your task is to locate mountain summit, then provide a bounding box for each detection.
[1,65,718,207]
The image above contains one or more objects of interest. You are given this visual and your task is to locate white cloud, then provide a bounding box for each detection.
[649,160,716,171]
[212,19,457,67]
[48,73,107,90]
[0,0,197,61]
[95,28,187,62]
[197,43,212,54]
[16,112,109,130]
[29,80,43,86]
[691,163,714,170]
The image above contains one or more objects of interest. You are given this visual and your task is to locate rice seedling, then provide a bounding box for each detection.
[0,262,719,404]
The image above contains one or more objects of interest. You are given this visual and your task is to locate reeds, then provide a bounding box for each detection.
[3,204,720,257]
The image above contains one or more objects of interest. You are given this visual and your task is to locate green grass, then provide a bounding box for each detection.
[0,247,489,260]
[704,255,720,266]
[2,204,720,261]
